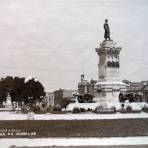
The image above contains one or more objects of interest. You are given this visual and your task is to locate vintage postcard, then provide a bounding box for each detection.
[0,0,148,148]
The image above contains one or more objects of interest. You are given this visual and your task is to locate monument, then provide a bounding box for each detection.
[94,19,126,104]
[66,20,127,112]
[5,93,13,110]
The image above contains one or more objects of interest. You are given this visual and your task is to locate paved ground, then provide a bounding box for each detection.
[0,112,148,120]
[1,137,148,148]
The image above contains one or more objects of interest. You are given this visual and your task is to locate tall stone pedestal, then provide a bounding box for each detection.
[95,40,126,104]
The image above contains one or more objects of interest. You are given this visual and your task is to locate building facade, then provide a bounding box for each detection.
[123,80,148,102]
[46,92,54,107]
[78,74,96,96]
[143,86,148,103]
[54,89,75,107]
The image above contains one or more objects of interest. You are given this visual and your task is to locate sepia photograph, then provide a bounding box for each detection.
[0,0,148,147]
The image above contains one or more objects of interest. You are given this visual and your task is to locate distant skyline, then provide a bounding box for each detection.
[0,0,148,91]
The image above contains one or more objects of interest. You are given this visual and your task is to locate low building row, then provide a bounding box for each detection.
[77,74,148,103]
[45,89,76,108]
[27,80,148,108]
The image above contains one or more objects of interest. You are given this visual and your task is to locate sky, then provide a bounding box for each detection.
[0,0,148,92]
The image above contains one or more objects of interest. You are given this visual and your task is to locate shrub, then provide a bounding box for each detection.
[94,106,99,113]
[53,104,61,112]
[32,106,40,112]
[121,103,125,109]
[47,105,53,112]
[80,108,86,112]
[110,106,116,112]
[42,103,46,108]
[61,97,74,109]
[126,105,132,111]
[72,107,80,113]
[87,108,93,112]
[142,105,148,112]
[21,105,28,113]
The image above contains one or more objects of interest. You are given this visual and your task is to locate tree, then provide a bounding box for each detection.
[0,76,14,103]
[61,97,74,109]
[24,78,46,104]
[0,76,46,105]
[11,77,26,102]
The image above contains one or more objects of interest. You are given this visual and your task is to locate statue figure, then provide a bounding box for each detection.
[104,19,110,40]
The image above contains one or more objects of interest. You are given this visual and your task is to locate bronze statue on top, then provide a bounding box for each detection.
[104,19,110,40]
